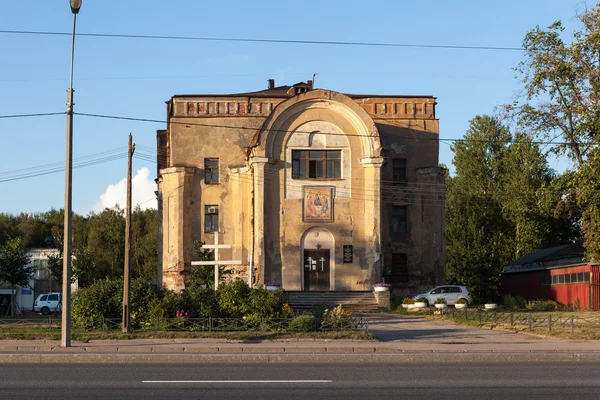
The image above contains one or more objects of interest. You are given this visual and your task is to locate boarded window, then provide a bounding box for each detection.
[389,253,408,285]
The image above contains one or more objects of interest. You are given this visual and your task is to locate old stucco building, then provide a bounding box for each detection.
[156,80,445,297]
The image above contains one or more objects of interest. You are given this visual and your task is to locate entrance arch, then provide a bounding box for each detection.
[301,227,335,291]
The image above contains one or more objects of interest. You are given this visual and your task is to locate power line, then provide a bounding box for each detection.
[0,152,127,183]
[0,30,525,51]
[0,112,65,119]
[76,112,585,146]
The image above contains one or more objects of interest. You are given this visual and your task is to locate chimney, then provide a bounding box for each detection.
[307,80,313,90]
[268,79,275,90]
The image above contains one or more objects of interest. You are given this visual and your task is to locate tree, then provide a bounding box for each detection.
[131,207,158,281]
[47,243,95,287]
[508,4,600,259]
[187,239,235,289]
[86,206,125,280]
[0,237,33,315]
[446,115,565,300]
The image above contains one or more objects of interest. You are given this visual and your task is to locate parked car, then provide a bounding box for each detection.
[33,293,62,315]
[412,285,472,306]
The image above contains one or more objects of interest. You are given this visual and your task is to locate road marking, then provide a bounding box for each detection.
[142,380,332,383]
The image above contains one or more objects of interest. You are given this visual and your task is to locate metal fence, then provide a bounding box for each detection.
[443,308,600,333]
[0,316,369,333]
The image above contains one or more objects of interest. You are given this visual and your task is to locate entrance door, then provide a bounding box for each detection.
[303,249,330,291]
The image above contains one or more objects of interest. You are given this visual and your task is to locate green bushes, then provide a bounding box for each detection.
[72,277,123,328]
[72,278,290,329]
[289,315,316,332]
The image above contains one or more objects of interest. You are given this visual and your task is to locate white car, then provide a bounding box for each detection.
[412,285,472,306]
[33,293,62,315]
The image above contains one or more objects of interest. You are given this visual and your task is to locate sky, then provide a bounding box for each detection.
[0,0,587,215]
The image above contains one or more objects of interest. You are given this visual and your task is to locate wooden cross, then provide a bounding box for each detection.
[191,232,241,289]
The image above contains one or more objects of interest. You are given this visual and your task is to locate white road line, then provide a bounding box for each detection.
[142,380,333,383]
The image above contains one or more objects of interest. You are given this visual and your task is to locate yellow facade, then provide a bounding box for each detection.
[157,82,445,296]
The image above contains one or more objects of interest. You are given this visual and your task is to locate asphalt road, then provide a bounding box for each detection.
[3,362,600,399]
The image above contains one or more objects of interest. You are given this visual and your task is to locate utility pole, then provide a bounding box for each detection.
[122,133,135,333]
[62,0,82,348]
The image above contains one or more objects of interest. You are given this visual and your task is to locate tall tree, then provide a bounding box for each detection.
[508,4,600,260]
[446,115,564,301]
[131,207,158,281]
[0,237,33,315]
[446,116,513,301]
[86,206,125,280]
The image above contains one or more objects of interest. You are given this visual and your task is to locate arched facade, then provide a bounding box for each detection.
[157,81,445,297]
[250,89,385,291]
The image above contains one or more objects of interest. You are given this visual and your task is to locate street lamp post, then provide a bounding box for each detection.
[61,0,81,348]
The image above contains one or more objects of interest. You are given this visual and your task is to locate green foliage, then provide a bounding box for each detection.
[180,287,218,318]
[245,287,287,318]
[131,207,158,281]
[0,237,33,289]
[507,5,600,260]
[320,304,352,329]
[216,279,251,317]
[434,297,446,304]
[86,207,126,280]
[72,277,123,328]
[524,300,558,312]
[446,115,568,300]
[402,297,415,305]
[129,278,169,326]
[502,295,526,310]
[289,315,316,332]
[188,240,232,289]
[46,234,95,285]
[456,298,467,304]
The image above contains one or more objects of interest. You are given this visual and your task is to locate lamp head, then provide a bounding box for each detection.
[70,0,82,14]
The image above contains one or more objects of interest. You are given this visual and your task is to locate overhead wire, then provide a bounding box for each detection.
[0,30,525,51]
[75,112,588,147]
[0,151,127,183]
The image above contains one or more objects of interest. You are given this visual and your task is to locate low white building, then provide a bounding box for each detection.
[0,248,77,315]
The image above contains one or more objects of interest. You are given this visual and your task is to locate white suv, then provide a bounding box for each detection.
[33,293,62,315]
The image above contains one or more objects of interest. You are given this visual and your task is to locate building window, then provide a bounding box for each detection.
[542,271,591,285]
[389,253,408,285]
[391,206,408,234]
[392,158,407,183]
[204,158,219,184]
[292,150,341,179]
[204,205,218,233]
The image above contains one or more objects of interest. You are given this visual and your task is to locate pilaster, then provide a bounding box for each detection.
[361,157,384,285]
[251,156,270,285]
[160,166,195,291]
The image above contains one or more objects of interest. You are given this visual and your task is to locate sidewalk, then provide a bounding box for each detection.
[1,314,599,363]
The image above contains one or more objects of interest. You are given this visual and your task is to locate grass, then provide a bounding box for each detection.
[0,326,375,342]
[435,308,600,340]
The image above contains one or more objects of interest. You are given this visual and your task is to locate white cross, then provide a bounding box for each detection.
[191,232,241,289]
[319,257,326,271]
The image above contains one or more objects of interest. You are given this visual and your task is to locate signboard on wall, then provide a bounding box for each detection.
[343,245,353,263]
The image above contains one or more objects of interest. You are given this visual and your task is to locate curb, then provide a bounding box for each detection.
[2,351,600,363]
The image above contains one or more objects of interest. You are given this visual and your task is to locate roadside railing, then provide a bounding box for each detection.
[443,308,600,333]
[0,316,369,332]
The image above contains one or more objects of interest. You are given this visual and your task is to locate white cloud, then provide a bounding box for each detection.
[94,167,157,212]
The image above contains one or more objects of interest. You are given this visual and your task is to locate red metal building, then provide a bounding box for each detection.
[501,242,600,310]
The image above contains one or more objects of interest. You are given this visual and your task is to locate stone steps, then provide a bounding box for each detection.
[284,291,382,313]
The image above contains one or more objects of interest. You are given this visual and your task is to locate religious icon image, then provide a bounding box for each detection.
[303,186,334,222]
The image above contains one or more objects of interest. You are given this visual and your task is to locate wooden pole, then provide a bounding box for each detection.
[122,133,135,333]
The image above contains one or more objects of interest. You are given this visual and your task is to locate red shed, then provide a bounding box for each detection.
[501,242,600,310]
